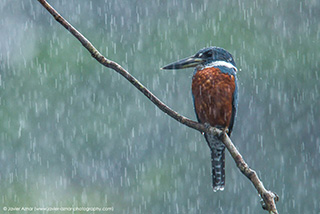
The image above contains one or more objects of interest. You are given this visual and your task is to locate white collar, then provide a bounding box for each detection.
[205,60,238,72]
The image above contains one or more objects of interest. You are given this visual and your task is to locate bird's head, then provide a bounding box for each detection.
[162,47,236,70]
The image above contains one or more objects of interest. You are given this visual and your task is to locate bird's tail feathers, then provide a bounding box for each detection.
[211,148,225,192]
[205,133,226,191]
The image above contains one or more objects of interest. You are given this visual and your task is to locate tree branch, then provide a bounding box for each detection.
[37,0,279,213]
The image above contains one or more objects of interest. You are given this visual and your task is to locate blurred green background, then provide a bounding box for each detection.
[0,0,319,213]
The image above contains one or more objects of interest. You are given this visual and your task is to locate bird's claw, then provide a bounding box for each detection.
[204,123,211,130]
[204,123,229,138]
[223,127,229,134]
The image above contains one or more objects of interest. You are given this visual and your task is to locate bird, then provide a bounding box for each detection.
[162,47,238,191]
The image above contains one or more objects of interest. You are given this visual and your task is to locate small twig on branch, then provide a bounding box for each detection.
[37,0,279,213]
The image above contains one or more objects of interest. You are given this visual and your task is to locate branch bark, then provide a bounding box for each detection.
[37,1,279,213]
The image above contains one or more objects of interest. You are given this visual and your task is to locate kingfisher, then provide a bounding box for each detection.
[162,47,238,191]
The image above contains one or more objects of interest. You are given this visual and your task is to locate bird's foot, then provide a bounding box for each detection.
[223,127,229,134]
[204,123,211,130]
[203,123,210,134]
[204,123,227,138]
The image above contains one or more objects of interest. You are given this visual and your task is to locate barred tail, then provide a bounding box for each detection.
[211,148,225,192]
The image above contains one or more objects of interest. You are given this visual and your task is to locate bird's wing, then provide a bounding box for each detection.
[228,76,238,136]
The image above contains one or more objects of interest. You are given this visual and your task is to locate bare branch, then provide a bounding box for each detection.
[215,128,280,214]
[37,1,279,213]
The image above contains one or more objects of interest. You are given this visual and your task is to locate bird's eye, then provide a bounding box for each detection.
[207,51,213,56]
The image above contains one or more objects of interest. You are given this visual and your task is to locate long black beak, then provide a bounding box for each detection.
[161,55,204,70]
